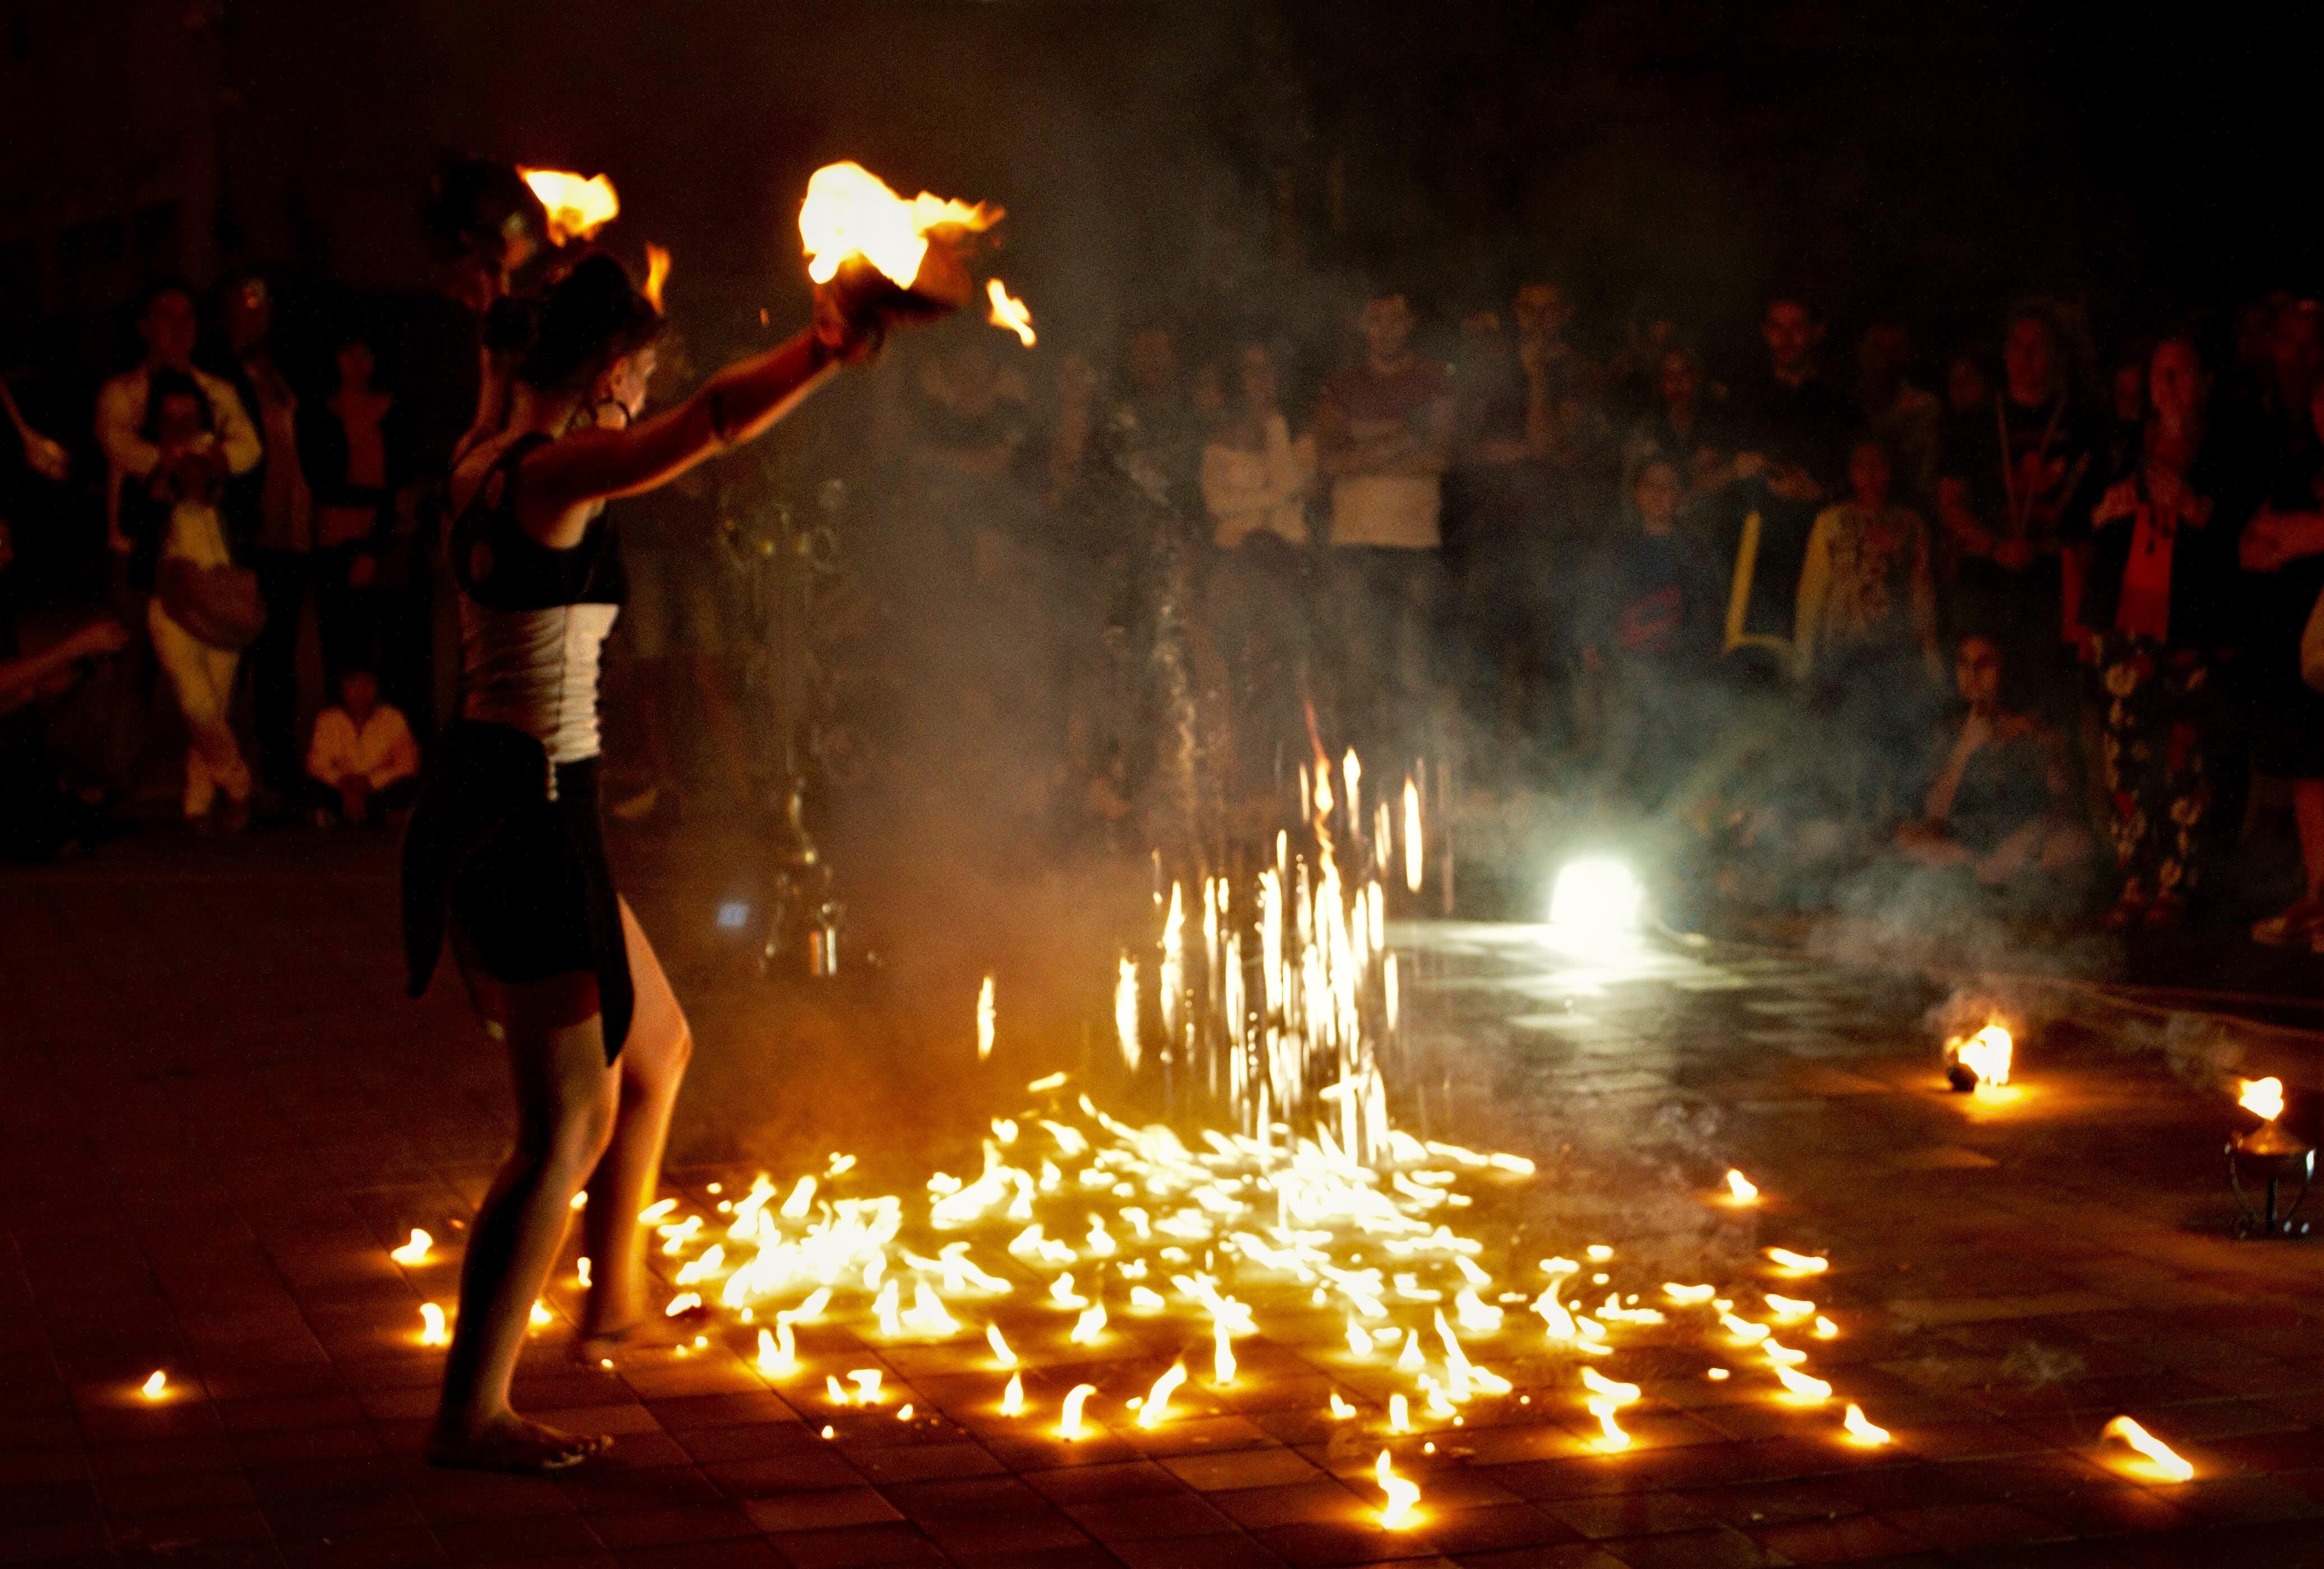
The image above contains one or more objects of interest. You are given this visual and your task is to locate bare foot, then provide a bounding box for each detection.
[426,1411,611,1473]
[571,1305,706,1365]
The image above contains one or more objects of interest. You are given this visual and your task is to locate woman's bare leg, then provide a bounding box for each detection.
[579,899,694,1347]
[428,977,618,1471]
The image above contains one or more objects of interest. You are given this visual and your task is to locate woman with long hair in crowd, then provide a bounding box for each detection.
[402,250,952,1473]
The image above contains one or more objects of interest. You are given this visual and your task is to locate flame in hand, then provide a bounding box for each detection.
[519,168,620,247]
[799,161,995,289]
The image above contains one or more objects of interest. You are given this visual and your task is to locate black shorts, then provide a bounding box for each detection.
[404,724,634,1059]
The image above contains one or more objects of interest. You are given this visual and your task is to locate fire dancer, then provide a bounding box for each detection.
[402,251,946,1473]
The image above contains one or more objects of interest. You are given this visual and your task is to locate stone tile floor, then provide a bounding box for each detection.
[6,832,2324,1567]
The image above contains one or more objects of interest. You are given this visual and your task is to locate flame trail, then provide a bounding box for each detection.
[390,1228,432,1265]
[1138,1363,1188,1428]
[2103,1415,2193,1482]
[1374,1451,1421,1529]
[419,1303,448,1346]
[140,1371,167,1400]
[977,975,996,1062]
[999,1373,1024,1415]
[1724,1170,1759,1204]
[985,279,1036,347]
[643,243,671,313]
[1842,1404,1890,1446]
[1058,1382,1097,1439]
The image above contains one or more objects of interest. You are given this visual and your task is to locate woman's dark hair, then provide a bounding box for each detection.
[516,253,663,393]
[140,368,212,441]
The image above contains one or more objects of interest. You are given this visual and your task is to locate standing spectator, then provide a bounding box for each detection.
[1201,338,1314,779]
[218,276,317,805]
[95,282,261,801]
[1315,290,1456,755]
[1937,303,2099,682]
[1854,320,1941,514]
[1578,454,1722,805]
[0,373,71,661]
[142,372,260,829]
[1716,296,1851,678]
[304,665,419,827]
[1104,322,1204,522]
[299,331,408,683]
[1625,344,1732,497]
[1794,439,1942,819]
[2239,376,2324,947]
[2081,336,2239,930]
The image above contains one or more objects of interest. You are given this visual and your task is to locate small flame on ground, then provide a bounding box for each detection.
[848,1369,883,1404]
[1771,1364,1833,1405]
[1664,1282,1716,1305]
[1765,1248,1829,1276]
[977,975,996,1061]
[985,279,1036,347]
[1329,1392,1356,1420]
[529,1300,553,1329]
[1388,1393,1412,1432]
[1213,1320,1237,1386]
[1764,1294,1814,1323]
[140,1371,167,1400]
[419,1303,449,1346]
[1724,1170,1759,1205]
[1070,1304,1107,1344]
[1028,1072,1067,1092]
[2103,1415,2194,1482]
[1707,1367,1730,1381]
[986,1323,1018,1368]
[390,1228,432,1265]
[1949,1023,2014,1089]
[576,1257,590,1287]
[1375,1450,1422,1529]
[2240,1077,2286,1122]
[1842,1404,1890,1446]
[1000,1372,1025,1414]
[643,244,671,313]
[756,1325,797,1376]
[1139,1363,1188,1428]
[519,168,619,247]
[1059,1382,1098,1439]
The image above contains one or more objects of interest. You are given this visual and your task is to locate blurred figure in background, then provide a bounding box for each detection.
[300,331,408,687]
[1853,320,1940,515]
[2239,375,2324,948]
[1315,289,1455,759]
[304,664,419,827]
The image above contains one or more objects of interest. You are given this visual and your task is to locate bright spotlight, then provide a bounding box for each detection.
[1550,857,1642,933]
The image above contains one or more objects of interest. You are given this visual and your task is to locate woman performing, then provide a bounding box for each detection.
[403,248,951,1473]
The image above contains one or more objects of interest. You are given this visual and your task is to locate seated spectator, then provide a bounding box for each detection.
[2081,335,2239,931]
[0,619,129,861]
[1895,633,2091,901]
[304,666,419,827]
[1625,344,1732,498]
[1579,454,1722,806]
[144,372,260,830]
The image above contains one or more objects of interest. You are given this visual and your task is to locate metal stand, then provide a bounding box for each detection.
[2228,1124,2315,1239]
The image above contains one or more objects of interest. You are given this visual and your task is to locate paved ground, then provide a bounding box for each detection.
[7,827,2324,1568]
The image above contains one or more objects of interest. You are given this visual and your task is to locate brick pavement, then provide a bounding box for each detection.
[6,831,2324,1567]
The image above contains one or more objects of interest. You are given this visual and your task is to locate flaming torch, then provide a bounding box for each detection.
[797,161,1002,330]
[518,167,620,247]
[2227,1074,2313,1239]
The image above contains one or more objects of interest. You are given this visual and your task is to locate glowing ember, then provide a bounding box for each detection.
[1374,1450,1422,1529]
[1058,1382,1098,1440]
[798,160,994,289]
[1842,1404,1891,1446]
[2103,1415,2194,1482]
[985,1323,1018,1368]
[1764,1294,1814,1323]
[1028,1072,1066,1092]
[2240,1077,2286,1122]
[518,167,619,247]
[848,1369,884,1404]
[389,1228,432,1265]
[1388,1393,1412,1432]
[1764,1248,1829,1276]
[1814,1316,1838,1340]
[642,243,671,313]
[664,1292,702,1316]
[756,1325,797,1376]
[1138,1363,1188,1428]
[1664,1282,1716,1305]
[1707,1367,1730,1381]
[1403,776,1424,894]
[140,1370,167,1400]
[1581,1367,1640,1452]
[1069,1304,1107,1344]
[1000,1373,1025,1414]
[529,1300,553,1329]
[1771,1364,1833,1405]
[985,279,1036,347]
[896,1404,913,1421]
[1724,1170,1759,1205]
[1948,1023,2013,1089]
[418,1303,449,1346]
[977,975,996,1061]
[576,1257,590,1287]
[1115,957,1141,1072]
[1329,1392,1356,1420]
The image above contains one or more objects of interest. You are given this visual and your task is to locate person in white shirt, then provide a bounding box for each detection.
[306,667,420,826]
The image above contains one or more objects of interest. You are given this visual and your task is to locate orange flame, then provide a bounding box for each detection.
[2103,1415,2193,1482]
[1374,1450,1422,1529]
[2240,1077,2285,1122]
[799,161,996,289]
[643,243,671,313]
[986,279,1036,347]
[519,167,620,247]
[1948,1023,2013,1088]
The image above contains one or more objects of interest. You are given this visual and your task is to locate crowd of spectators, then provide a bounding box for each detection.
[8,203,2324,955]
